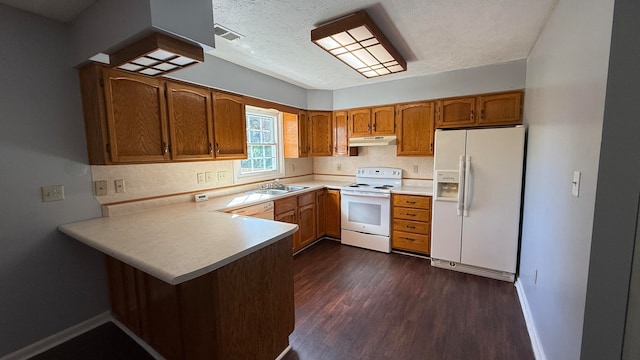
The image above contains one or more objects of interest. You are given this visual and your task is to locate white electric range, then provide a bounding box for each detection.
[340,167,402,253]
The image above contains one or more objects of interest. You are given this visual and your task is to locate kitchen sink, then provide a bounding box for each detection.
[246,186,309,195]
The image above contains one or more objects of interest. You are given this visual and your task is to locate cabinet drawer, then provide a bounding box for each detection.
[393,207,431,222]
[298,192,315,207]
[392,230,430,254]
[393,219,430,235]
[393,195,431,210]
[274,196,297,215]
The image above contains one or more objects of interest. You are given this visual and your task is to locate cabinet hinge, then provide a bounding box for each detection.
[106,143,111,153]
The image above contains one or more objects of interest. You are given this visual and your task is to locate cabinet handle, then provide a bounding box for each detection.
[470,109,474,121]
[216,142,220,154]
[406,213,416,217]
[480,109,484,119]
[406,201,416,204]
[406,225,416,229]
[163,142,169,154]
[404,237,416,241]
[209,143,213,154]
[372,120,376,132]
[430,143,433,153]
[368,123,371,132]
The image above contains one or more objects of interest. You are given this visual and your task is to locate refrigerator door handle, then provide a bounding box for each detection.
[457,155,465,216]
[463,156,472,216]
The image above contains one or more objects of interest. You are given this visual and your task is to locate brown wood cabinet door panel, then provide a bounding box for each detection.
[283,112,303,158]
[392,230,430,254]
[166,82,214,160]
[275,209,299,251]
[275,196,297,215]
[349,108,372,137]
[325,189,341,238]
[79,63,111,164]
[393,207,431,222]
[393,219,430,234]
[316,190,326,238]
[213,92,247,159]
[393,194,432,210]
[308,111,332,156]
[298,191,315,207]
[436,97,476,128]
[298,203,317,249]
[103,69,169,163]
[477,92,523,126]
[298,110,310,157]
[396,102,434,156]
[333,110,349,156]
[371,106,395,135]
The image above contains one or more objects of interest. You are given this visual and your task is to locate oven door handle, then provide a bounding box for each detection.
[341,191,391,199]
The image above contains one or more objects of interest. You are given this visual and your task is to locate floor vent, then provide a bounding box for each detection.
[214,24,243,41]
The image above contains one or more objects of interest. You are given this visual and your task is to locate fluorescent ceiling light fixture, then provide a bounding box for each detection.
[311,10,407,78]
[110,32,204,77]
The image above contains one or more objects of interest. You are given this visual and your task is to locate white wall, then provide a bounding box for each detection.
[518,0,614,359]
[332,59,526,109]
[582,1,640,358]
[0,5,108,357]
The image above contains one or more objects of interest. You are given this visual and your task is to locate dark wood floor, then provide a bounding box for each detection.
[283,240,534,360]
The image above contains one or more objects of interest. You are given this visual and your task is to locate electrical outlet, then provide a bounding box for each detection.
[42,185,65,202]
[413,165,419,173]
[572,171,581,197]
[94,180,107,196]
[218,171,227,181]
[337,163,342,171]
[197,173,205,184]
[205,171,213,183]
[114,179,125,193]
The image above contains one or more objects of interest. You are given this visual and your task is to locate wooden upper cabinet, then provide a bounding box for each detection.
[332,111,358,156]
[283,112,302,158]
[396,101,435,156]
[349,108,372,137]
[166,82,214,161]
[299,110,310,157]
[308,111,332,157]
[477,91,523,126]
[212,92,247,159]
[371,106,395,135]
[102,68,169,163]
[436,97,476,129]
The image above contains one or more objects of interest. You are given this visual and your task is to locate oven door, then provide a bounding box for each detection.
[340,191,391,236]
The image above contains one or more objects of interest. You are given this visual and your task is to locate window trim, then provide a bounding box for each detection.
[233,106,285,184]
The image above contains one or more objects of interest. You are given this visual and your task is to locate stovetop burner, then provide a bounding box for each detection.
[349,183,369,187]
[374,185,394,189]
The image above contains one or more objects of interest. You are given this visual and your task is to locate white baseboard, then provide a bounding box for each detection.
[1,311,111,360]
[275,345,292,360]
[515,280,547,360]
[109,318,164,359]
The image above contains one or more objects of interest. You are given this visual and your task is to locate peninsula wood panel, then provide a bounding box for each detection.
[212,92,247,159]
[166,82,214,160]
[104,236,294,360]
[102,68,169,163]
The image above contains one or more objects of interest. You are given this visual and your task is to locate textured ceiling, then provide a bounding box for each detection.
[2,0,557,90]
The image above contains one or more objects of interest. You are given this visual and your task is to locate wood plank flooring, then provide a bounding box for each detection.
[283,240,534,360]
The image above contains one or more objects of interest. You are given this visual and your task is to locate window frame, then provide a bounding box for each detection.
[233,106,285,183]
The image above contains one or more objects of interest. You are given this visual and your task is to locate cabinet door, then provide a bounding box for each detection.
[102,68,169,163]
[275,209,299,252]
[298,203,317,249]
[371,106,395,135]
[332,111,349,156]
[315,190,326,239]
[349,108,372,137]
[396,102,435,156]
[283,112,303,158]
[477,91,523,126]
[325,189,341,238]
[308,111,332,157]
[166,82,214,161]
[213,92,247,159]
[436,97,476,128]
[298,110,310,157]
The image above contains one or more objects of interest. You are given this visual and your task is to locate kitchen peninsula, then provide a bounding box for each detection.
[58,202,298,360]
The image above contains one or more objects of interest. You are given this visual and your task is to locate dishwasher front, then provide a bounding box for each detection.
[227,201,275,220]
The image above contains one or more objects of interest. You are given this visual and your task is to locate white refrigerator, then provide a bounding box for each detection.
[431,126,525,282]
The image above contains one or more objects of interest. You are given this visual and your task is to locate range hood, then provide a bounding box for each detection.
[348,135,397,147]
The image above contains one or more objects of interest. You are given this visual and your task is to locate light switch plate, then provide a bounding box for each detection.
[42,185,65,202]
[572,171,581,197]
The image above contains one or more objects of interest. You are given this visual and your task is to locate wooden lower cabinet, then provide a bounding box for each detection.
[392,194,432,254]
[315,189,326,238]
[325,189,341,238]
[297,191,317,250]
[105,237,294,360]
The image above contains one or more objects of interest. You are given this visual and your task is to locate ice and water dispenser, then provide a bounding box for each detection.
[434,170,460,201]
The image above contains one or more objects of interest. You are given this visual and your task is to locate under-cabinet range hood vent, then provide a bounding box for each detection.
[348,135,397,147]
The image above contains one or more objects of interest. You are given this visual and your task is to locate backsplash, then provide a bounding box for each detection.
[91,157,313,204]
[313,146,434,180]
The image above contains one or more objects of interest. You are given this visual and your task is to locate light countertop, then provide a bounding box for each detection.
[59,202,297,285]
[392,186,433,196]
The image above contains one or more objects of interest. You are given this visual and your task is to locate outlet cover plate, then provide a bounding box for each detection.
[42,185,65,202]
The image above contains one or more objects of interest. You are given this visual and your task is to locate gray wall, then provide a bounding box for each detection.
[518,0,614,359]
[332,59,526,109]
[582,0,640,358]
[0,5,108,357]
